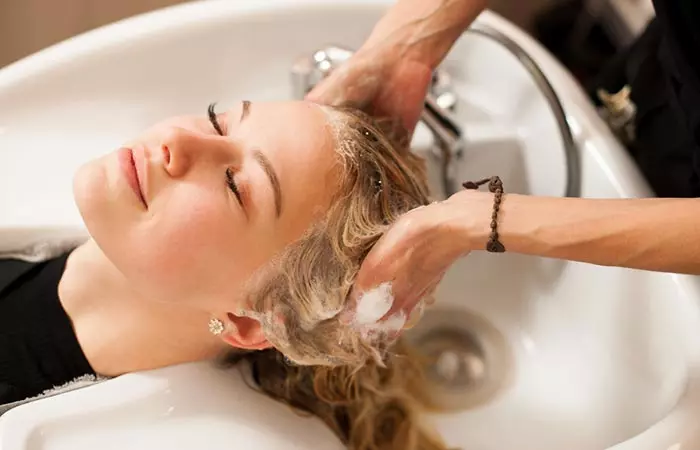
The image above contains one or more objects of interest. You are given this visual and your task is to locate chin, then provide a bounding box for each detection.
[73,160,102,220]
[72,156,123,241]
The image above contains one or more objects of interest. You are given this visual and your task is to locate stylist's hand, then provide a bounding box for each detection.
[341,200,471,328]
[305,43,432,134]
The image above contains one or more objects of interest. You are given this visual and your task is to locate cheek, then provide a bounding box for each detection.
[123,191,251,301]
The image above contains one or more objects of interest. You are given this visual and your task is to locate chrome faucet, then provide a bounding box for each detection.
[291,45,466,197]
[290,28,581,199]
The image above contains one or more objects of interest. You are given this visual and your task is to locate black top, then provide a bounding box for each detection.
[587,0,700,196]
[0,253,94,405]
[651,0,700,194]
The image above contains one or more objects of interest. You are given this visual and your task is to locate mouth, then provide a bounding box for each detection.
[117,147,148,208]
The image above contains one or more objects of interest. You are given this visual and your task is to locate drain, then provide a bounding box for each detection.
[403,307,513,412]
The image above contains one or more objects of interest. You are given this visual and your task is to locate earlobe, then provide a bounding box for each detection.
[219,312,271,350]
[222,334,271,350]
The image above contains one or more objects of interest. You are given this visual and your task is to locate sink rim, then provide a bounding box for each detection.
[0,0,699,449]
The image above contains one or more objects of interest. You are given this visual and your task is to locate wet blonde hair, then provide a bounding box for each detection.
[230,107,449,450]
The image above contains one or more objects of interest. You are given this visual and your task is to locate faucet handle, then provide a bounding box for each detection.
[290,45,354,99]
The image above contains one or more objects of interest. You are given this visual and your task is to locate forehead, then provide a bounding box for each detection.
[241,101,342,232]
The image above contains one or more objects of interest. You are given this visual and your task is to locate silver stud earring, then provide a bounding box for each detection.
[208,318,225,336]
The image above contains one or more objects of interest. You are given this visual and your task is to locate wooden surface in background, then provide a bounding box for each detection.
[0,0,555,69]
[0,0,191,68]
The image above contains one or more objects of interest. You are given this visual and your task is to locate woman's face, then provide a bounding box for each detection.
[73,101,339,313]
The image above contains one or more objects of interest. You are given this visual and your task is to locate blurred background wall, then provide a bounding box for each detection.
[0,0,194,68]
[0,0,654,85]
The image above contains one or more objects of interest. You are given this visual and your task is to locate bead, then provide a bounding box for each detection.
[486,240,506,253]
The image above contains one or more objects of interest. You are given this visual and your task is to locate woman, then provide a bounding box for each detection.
[1,100,450,449]
[308,0,700,324]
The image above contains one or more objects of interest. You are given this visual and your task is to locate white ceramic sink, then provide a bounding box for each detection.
[2,1,700,449]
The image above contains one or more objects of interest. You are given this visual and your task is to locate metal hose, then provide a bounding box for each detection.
[467,22,581,197]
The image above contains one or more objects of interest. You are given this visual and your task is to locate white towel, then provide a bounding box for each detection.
[0,226,88,262]
[0,374,108,416]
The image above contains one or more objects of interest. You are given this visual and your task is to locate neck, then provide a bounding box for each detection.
[59,240,228,377]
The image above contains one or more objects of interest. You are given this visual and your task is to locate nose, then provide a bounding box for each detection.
[159,127,238,178]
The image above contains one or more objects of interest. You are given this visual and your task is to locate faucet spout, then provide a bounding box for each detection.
[423,95,465,196]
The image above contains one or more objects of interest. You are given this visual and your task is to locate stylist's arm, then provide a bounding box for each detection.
[309,0,700,327]
[306,0,486,132]
[350,190,700,325]
[307,0,485,324]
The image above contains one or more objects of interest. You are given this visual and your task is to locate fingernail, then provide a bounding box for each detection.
[404,300,425,330]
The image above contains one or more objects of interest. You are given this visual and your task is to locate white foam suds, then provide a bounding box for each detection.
[375,310,406,332]
[357,310,407,340]
[351,282,410,339]
[354,282,395,325]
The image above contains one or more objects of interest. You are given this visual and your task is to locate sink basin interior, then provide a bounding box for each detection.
[423,254,697,450]
[1,1,699,450]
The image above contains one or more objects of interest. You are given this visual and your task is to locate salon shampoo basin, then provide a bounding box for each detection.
[2,1,700,449]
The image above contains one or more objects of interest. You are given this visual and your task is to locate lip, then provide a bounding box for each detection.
[117,147,148,208]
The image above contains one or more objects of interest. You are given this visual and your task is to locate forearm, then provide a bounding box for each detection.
[365,0,487,69]
[444,190,700,274]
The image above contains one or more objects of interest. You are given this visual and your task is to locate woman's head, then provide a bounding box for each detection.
[73,100,429,357]
[75,100,443,449]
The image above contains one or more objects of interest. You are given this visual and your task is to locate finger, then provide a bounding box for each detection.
[424,269,448,301]
[338,250,398,326]
[306,61,380,111]
[404,299,426,329]
[305,70,353,106]
[398,270,446,330]
[379,258,445,318]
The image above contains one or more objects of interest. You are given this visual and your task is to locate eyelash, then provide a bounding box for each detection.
[225,167,244,207]
[207,102,225,136]
[208,103,244,208]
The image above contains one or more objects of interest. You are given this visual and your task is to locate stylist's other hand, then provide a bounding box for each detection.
[305,43,432,134]
[342,200,470,329]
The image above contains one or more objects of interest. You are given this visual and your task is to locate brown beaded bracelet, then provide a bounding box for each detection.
[462,176,506,253]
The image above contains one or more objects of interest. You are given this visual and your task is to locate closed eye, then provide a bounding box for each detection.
[225,167,244,208]
[209,104,243,210]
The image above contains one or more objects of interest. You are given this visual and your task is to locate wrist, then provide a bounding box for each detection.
[365,0,487,70]
[437,190,494,253]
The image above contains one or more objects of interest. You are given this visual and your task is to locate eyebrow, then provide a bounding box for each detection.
[253,148,282,218]
[239,101,282,218]
[240,100,251,122]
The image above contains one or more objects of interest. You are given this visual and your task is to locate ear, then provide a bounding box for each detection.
[220,312,272,350]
